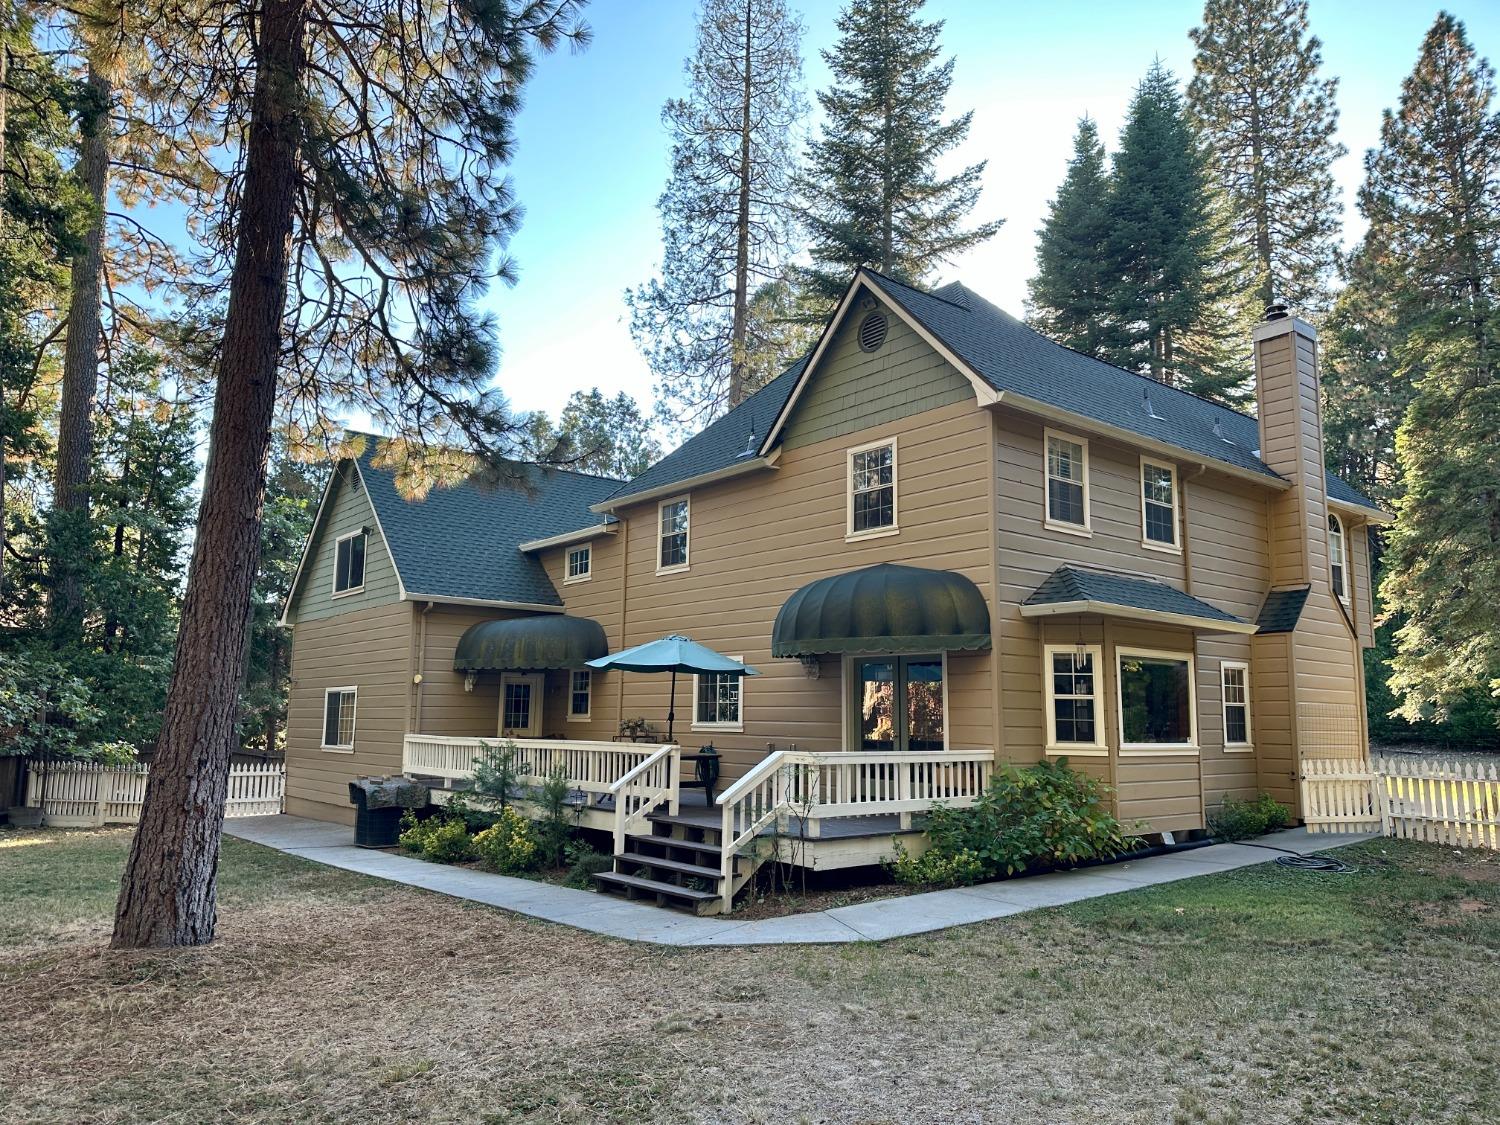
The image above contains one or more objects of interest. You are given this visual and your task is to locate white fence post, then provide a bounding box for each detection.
[24,760,285,826]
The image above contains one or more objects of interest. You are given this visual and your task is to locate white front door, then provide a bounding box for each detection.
[499,673,544,738]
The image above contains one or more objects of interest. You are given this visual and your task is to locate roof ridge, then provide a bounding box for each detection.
[860,267,972,312]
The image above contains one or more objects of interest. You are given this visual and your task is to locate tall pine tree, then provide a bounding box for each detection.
[1188,0,1344,317]
[1373,14,1500,724]
[798,0,1000,305]
[1027,117,1113,359]
[1106,61,1245,400]
[627,0,806,425]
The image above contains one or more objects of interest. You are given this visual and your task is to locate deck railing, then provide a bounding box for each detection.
[715,749,994,913]
[402,735,669,797]
[607,743,681,854]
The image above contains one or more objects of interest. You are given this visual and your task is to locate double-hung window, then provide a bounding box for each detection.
[566,544,591,583]
[333,530,366,595]
[1220,662,1251,749]
[847,438,897,538]
[1327,513,1348,602]
[1044,645,1106,753]
[694,660,743,730]
[568,669,592,721]
[1140,458,1180,550]
[658,497,689,573]
[1117,648,1197,752]
[322,687,357,750]
[1044,430,1090,532]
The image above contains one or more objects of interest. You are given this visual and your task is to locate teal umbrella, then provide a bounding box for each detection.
[587,634,759,741]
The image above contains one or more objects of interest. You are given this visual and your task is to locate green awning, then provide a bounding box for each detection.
[772,563,991,657]
[453,615,608,672]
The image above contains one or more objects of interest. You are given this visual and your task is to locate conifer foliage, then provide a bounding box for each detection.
[799,0,1000,305]
[1188,0,1344,316]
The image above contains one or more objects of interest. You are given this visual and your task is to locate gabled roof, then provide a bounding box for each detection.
[1020,565,1257,634]
[286,435,622,617]
[602,269,1382,515]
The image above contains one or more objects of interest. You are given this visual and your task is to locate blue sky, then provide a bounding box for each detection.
[485,0,1500,422]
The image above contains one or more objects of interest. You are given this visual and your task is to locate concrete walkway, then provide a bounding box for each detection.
[225,815,1373,947]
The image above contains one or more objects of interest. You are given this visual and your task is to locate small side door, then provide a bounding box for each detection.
[498,673,544,738]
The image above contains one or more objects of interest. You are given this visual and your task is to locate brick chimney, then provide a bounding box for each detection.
[1252,303,1329,591]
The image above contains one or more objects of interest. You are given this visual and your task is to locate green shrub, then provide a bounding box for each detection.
[1208,792,1289,841]
[562,840,613,888]
[533,765,579,867]
[471,741,526,809]
[472,808,539,873]
[890,759,1139,887]
[397,811,473,863]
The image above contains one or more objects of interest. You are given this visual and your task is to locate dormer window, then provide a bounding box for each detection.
[566,544,592,583]
[1328,513,1348,602]
[333,530,366,595]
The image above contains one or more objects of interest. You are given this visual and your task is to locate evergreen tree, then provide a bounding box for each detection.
[627,0,805,424]
[1373,14,1500,724]
[524,389,662,480]
[799,0,1001,305]
[1105,61,1246,400]
[1188,0,1344,316]
[1027,117,1114,358]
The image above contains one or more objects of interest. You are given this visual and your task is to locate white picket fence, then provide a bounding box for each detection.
[22,761,285,827]
[1301,755,1500,849]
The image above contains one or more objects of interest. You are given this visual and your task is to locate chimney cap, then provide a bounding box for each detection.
[1263,300,1290,322]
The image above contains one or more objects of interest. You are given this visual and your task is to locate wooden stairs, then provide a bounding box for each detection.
[594,809,766,915]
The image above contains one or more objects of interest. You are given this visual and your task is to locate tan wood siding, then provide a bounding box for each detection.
[781,304,973,450]
[288,463,401,623]
[543,531,627,738]
[1350,521,1375,649]
[285,600,413,822]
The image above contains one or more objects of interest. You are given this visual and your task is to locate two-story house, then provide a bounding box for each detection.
[280,269,1385,878]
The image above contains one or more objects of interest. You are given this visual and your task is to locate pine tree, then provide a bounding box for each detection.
[1105,61,1246,400]
[1373,14,1500,723]
[1027,117,1114,358]
[1188,0,1344,317]
[526,389,662,480]
[799,0,1001,305]
[627,0,805,424]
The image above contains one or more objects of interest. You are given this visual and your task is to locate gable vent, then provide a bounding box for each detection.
[858,310,889,353]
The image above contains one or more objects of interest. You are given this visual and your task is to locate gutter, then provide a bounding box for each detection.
[1327,497,1393,525]
[517,522,618,553]
[399,593,564,614]
[1018,599,1258,635]
[591,454,779,514]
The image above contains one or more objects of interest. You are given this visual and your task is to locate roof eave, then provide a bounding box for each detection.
[1327,496,1392,525]
[989,390,1292,492]
[592,454,779,513]
[1018,598,1258,635]
[517,522,619,553]
[402,593,564,614]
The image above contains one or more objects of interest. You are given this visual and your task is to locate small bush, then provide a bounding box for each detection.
[397,811,473,863]
[889,759,1140,888]
[533,765,579,867]
[562,840,613,888]
[472,808,538,873]
[1208,792,1289,841]
[471,741,526,809]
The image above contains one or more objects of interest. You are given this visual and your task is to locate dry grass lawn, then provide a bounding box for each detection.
[2,826,1497,1124]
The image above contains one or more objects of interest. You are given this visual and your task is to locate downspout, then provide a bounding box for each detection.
[414,601,433,732]
[617,511,630,727]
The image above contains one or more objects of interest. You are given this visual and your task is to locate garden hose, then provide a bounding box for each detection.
[1231,840,1357,874]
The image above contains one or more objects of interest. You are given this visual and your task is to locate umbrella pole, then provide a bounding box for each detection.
[666,668,676,743]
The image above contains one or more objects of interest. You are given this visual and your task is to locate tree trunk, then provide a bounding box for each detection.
[51,63,112,635]
[112,0,307,950]
[727,0,753,409]
[0,39,8,605]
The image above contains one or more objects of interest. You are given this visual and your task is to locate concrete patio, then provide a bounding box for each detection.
[224,814,1374,946]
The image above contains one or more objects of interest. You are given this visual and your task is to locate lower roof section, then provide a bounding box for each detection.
[1021,566,1256,635]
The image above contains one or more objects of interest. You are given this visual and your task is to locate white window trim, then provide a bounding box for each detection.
[566,668,592,722]
[845,436,899,542]
[1042,643,1108,757]
[320,686,357,752]
[1043,428,1092,536]
[330,529,367,598]
[1139,456,1182,554]
[692,655,744,732]
[564,543,592,585]
[656,495,690,575]
[1220,660,1253,752]
[1328,513,1350,604]
[1116,646,1199,755]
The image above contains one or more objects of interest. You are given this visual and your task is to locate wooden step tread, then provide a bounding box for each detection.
[627,833,724,860]
[594,872,718,903]
[615,852,721,881]
[645,812,726,832]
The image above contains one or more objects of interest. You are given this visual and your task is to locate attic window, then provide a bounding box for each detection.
[858,311,889,353]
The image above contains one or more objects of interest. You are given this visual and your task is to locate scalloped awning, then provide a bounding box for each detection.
[772,563,991,657]
[453,615,608,672]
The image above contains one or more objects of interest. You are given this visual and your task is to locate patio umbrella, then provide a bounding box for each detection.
[586,634,759,742]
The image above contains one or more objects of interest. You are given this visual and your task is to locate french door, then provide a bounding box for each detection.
[852,655,946,752]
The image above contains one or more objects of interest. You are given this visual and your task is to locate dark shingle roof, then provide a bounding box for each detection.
[354,437,621,607]
[1025,565,1250,627]
[1255,586,1311,634]
[863,272,1381,511]
[602,357,808,505]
